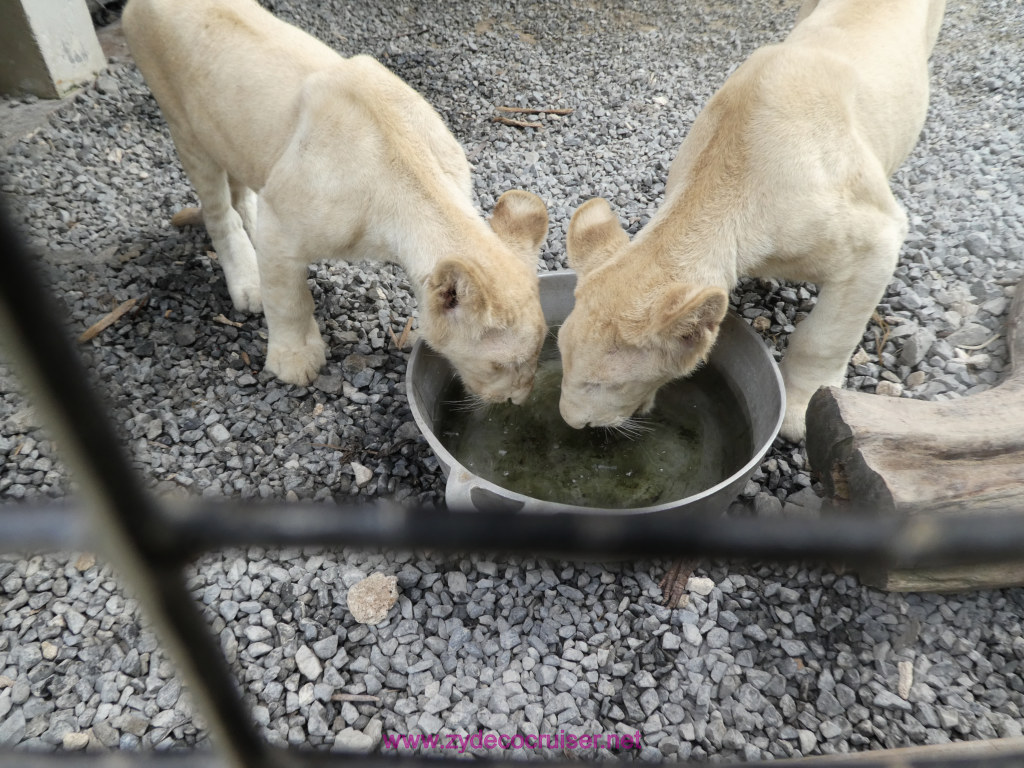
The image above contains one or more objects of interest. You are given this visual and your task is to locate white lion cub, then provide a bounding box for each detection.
[122,0,549,404]
[557,0,945,440]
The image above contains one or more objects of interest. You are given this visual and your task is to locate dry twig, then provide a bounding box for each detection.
[171,206,204,228]
[397,317,414,349]
[496,106,573,116]
[78,297,139,343]
[492,115,543,129]
[213,314,243,328]
[870,311,891,365]
[658,558,700,608]
[957,332,1001,351]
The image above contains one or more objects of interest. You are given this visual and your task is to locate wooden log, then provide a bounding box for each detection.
[805,276,1024,591]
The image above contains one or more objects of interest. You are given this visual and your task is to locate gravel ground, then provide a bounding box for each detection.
[2,0,1024,761]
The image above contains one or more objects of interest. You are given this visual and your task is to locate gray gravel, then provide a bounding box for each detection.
[3,0,1024,761]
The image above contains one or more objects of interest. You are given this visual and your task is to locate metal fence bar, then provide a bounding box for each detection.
[4,741,1024,768]
[7,501,1024,572]
[0,200,269,768]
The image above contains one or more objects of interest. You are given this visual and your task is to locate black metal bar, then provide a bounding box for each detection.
[0,200,270,768]
[0,503,91,551]
[132,500,1024,571]
[4,741,1024,768]
[6,501,1024,572]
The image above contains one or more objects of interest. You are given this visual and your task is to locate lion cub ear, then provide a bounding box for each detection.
[489,190,549,268]
[566,198,630,276]
[624,285,728,353]
[425,258,490,326]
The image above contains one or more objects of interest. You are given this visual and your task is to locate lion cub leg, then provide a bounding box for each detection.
[779,205,907,441]
[174,137,262,313]
[229,180,259,243]
[255,203,326,386]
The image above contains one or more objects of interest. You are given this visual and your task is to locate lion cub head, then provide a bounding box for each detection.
[421,190,549,405]
[557,198,728,429]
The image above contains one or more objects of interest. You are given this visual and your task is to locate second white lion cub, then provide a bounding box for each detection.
[122,0,549,404]
[557,0,945,440]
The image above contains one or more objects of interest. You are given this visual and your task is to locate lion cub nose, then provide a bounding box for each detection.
[559,401,588,430]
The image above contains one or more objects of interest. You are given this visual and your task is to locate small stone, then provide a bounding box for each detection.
[906,370,927,388]
[312,635,339,660]
[754,491,782,517]
[662,632,682,651]
[350,462,373,487]
[446,571,468,594]
[784,487,822,515]
[899,328,936,367]
[346,573,399,625]
[797,729,817,754]
[62,732,90,750]
[11,681,30,705]
[91,722,119,748]
[96,75,120,95]
[636,670,657,689]
[333,727,374,752]
[295,645,324,680]
[962,232,992,258]
[219,600,240,621]
[876,381,903,397]
[307,702,329,736]
[752,316,771,332]
[364,719,383,748]
[244,626,271,642]
[174,325,197,346]
[0,709,26,743]
[874,690,913,711]
[156,679,181,710]
[946,322,993,348]
[207,423,231,444]
[851,347,870,366]
[981,296,1008,316]
[41,641,58,660]
[75,553,96,571]
[536,665,557,685]
[898,660,914,699]
[314,374,344,395]
[686,576,715,596]
[247,641,273,658]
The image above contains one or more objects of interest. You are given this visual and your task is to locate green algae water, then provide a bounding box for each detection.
[435,340,754,509]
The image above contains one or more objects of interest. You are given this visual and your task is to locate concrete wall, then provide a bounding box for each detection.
[0,0,107,98]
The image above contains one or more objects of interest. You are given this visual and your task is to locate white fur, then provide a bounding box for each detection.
[558,0,946,441]
[122,0,548,399]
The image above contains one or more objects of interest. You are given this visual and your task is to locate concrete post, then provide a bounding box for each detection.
[0,0,107,99]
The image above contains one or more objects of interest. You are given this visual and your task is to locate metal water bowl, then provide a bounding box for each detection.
[407,271,784,514]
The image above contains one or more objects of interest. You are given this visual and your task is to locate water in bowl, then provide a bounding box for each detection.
[435,340,753,509]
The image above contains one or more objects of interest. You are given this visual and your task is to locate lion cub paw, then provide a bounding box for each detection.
[265,339,327,386]
[228,282,263,314]
[779,405,807,443]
